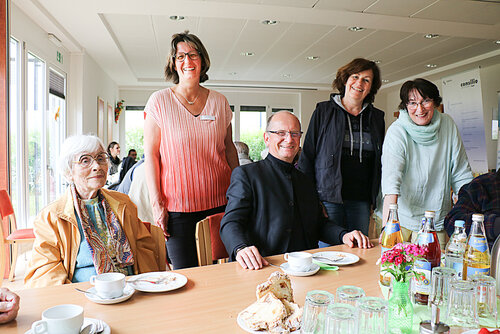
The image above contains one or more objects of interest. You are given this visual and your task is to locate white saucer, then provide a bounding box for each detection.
[85,284,135,304]
[280,262,320,277]
[25,317,111,334]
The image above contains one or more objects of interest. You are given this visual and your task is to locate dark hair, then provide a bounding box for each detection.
[234,141,249,155]
[398,78,442,110]
[164,31,211,84]
[332,58,382,104]
[107,141,119,156]
[128,149,137,155]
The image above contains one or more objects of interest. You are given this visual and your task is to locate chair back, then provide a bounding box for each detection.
[195,212,228,266]
[0,190,16,234]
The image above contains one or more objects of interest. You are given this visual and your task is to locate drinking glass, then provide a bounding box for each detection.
[336,285,365,307]
[356,297,388,334]
[301,290,335,334]
[428,267,456,320]
[469,273,498,327]
[325,303,357,334]
[446,280,478,328]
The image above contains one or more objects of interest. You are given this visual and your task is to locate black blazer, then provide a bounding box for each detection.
[220,154,347,260]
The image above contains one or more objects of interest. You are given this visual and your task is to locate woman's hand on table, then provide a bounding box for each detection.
[342,230,373,249]
[236,246,269,270]
[0,288,20,324]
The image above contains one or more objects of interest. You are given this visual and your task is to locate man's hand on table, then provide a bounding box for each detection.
[0,288,20,324]
[236,246,269,270]
[342,230,373,249]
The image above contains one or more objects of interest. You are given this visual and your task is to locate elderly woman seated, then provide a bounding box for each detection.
[25,135,166,288]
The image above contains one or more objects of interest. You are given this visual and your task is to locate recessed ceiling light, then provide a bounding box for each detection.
[169,15,185,21]
[495,40,500,45]
[348,26,365,32]
[372,60,381,64]
[424,34,440,39]
[426,64,437,68]
[282,74,292,78]
[240,52,254,56]
[261,20,279,25]
[307,56,320,60]
[228,72,237,76]
[382,79,389,83]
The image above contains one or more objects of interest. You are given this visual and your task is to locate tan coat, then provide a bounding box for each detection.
[25,188,166,288]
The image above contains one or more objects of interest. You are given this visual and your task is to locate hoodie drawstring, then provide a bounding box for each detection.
[346,113,363,163]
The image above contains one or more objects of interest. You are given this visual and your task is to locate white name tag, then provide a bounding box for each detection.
[200,115,215,121]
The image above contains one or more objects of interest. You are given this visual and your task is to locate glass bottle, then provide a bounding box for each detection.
[444,220,467,278]
[380,203,404,286]
[412,211,441,305]
[463,214,491,280]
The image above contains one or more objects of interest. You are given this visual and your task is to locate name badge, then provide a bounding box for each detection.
[200,115,215,121]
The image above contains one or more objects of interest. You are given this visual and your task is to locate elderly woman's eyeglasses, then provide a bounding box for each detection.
[267,130,303,139]
[407,98,433,110]
[174,51,199,62]
[73,153,109,168]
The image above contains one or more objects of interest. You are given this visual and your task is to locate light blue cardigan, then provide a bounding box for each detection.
[381,109,473,231]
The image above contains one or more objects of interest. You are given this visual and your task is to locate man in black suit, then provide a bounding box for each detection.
[220,111,372,270]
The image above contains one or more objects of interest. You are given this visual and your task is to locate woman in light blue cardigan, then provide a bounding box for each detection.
[381,78,473,249]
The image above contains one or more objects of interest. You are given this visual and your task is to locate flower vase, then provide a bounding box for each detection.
[388,280,413,334]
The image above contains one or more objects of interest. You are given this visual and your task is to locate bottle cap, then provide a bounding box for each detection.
[424,211,435,218]
[389,204,398,210]
[454,220,465,228]
[472,213,484,222]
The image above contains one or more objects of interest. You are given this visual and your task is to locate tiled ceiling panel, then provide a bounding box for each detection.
[364,0,437,17]
[314,0,379,12]
[414,0,500,25]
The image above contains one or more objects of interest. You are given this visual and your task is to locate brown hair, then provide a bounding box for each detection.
[332,58,382,104]
[398,78,442,110]
[164,31,211,84]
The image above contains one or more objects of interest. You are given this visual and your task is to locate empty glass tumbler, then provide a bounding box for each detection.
[356,296,388,334]
[446,280,478,328]
[301,290,335,334]
[469,273,498,327]
[336,285,365,307]
[325,303,357,334]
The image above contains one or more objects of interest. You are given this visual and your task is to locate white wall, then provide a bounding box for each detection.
[376,58,500,171]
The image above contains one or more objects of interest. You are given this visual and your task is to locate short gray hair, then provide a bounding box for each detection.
[266,111,300,131]
[59,134,106,181]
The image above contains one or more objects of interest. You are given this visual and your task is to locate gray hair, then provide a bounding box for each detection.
[266,110,300,131]
[59,134,106,181]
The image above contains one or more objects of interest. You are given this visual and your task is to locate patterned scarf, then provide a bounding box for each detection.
[70,184,134,274]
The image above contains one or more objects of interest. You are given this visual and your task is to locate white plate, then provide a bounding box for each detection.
[313,251,359,266]
[280,262,320,277]
[25,317,111,334]
[85,284,135,304]
[462,329,499,334]
[127,271,187,292]
[237,313,299,333]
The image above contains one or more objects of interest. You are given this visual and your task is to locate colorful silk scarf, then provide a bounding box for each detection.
[70,184,135,274]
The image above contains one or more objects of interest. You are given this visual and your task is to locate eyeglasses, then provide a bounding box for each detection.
[267,130,303,139]
[407,98,434,110]
[174,51,200,62]
[73,153,109,168]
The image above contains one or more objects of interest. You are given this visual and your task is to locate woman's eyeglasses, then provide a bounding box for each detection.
[407,98,433,110]
[74,153,109,168]
[174,51,200,62]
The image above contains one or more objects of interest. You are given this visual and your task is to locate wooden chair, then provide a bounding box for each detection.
[195,212,228,266]
[0,189,35,282]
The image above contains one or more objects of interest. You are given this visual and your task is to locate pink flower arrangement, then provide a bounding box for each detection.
[381,243,427,283]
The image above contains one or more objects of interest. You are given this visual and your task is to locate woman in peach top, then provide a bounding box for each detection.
[144,31,238,269]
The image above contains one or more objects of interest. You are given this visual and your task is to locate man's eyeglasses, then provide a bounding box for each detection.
[174,51,200,62]
[407,98,433,110]
[73,153,109,168]
[267,130,303,139]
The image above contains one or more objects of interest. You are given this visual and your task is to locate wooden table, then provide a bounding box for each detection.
[0,242,474,333]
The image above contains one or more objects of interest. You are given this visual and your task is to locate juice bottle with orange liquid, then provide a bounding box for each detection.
[412,210,441,305]
[380,203,404,286]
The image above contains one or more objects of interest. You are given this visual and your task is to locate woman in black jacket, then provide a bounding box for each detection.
[298,58,385,245]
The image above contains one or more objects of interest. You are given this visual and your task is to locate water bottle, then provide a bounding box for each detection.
[463,214,490,280]
[444,220,467,279]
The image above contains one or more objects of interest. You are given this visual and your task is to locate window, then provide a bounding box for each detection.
[239,105,266,161]
[9,38,21,220]
[125,106,145,158]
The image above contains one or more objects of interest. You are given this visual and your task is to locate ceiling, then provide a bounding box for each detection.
[13,0,500,90]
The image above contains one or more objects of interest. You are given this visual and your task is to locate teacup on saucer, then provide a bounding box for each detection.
[284,252,313,272]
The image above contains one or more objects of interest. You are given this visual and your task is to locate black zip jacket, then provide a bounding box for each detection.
[297,93,385,207]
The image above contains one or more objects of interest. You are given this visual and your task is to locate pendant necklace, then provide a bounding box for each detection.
[176,89,199,105]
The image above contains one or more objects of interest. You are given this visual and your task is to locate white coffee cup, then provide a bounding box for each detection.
[89,272,126,299]
[31,304,84,334]
[284,252,313,272]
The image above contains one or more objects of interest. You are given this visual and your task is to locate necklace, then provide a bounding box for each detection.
[176,88,199,105]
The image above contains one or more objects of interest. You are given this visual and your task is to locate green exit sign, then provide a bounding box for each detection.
[56,51,63,64]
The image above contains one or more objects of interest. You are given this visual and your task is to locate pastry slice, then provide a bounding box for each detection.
[256,271,294,302]
[239,292,287,332]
